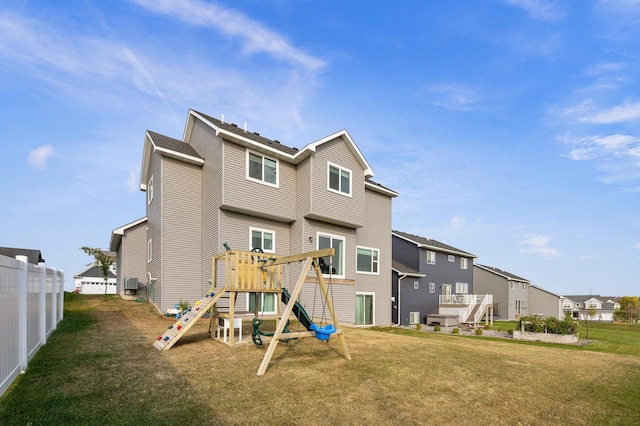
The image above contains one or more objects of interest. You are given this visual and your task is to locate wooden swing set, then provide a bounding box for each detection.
[153,246,351,376]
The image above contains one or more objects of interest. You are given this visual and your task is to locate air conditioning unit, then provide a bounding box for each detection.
[124,277,139,290]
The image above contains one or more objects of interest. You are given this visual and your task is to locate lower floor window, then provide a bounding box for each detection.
[410,311,420,324]
[355,292,374,326]
[247,292,277,314]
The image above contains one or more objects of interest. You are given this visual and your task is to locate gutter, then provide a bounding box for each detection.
[394,273,406,327]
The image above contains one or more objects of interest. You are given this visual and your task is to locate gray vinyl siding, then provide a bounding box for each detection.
[355,189,393,325]
[306,218,356,281]
[473,267,509,320]
[146,151,162,309]
[392,237,420,272]
[529,286,563,318]
[307,137,365,228]
[299,283,355,325]
[187,120,223,291]
[115,249,123,291]
[121,222,147,290]
[161,157,202,311]
[218,210,291,255]
[221,142,296,222]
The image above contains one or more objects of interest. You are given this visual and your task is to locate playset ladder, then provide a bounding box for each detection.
[153,287,228,351]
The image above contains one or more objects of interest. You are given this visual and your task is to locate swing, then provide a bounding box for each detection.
[310,258,337,341]
[251,317,292,346]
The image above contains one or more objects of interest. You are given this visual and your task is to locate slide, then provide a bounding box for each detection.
[281,288,314,331]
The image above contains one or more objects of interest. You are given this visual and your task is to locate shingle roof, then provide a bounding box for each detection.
[0,247,45,264]
[392,230,476,258]
[474,264,529,282]
[194,110,299,156]
[392,260,424,276]
[563,295,603,303]
[74,265,116,279]
[147,130,203,159]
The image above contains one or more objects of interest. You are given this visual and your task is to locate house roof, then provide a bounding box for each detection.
[392,230,476,258]
[529,284,564,299]
[185,109,375,177]
[0,247,45,264]
[474,264,530,283]
[140,130,205,190]
[563,295,603,303]
[392,260,425,277]
[74,264,116,279]
[365,178,399,197]
[109,217,147,251]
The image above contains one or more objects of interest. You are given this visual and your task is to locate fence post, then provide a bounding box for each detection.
[38,263,47,345]
[50,269,58,332]
[16,255,28,371]
[58,270,65,322]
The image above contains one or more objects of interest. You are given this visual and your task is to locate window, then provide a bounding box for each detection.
[247,151,278,186]
[510,282,514,290]
[247,293,277,314]
[426,251,436,265]
[147,175,154,205]
[318,233,345,277]
[429,283,435,293]
[356,246,379,274]
[250,228,275,253]
[355,293,374,326]
[328,162,351,196]
[523,283,528,290]
[413,281,419,290]
[448,255,455,262]
[455,282,468,294]
[461,258,468,269]
[410,312,420,325]
[147,239,152,263]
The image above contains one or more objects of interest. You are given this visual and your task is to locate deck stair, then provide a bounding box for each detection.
[153,287,228,351]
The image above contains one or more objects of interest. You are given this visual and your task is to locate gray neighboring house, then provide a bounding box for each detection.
[109,217,148,300]
[562,295,616,321]
[528,284,564,319]
[473,264,530,320]
[117,109,398,326]
[392,231,491,326]
[73,264,117,295]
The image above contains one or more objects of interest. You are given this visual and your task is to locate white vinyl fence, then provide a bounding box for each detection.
[0,254,64,398]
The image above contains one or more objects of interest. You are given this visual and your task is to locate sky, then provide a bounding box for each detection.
[1,0,638,297]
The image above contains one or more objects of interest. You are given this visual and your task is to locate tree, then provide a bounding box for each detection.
[80,246,115,295]
[618,296,639,323]
[580,304,597,340]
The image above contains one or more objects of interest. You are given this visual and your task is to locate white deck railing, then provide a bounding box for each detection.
[438,294,493,323]
[473,294,493,324]
[0,255,64,398]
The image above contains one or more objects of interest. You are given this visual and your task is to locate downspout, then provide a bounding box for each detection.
[394,273,407,327]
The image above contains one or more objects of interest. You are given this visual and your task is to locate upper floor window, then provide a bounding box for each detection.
[247,151,278,186]
[455,282,469,294]
[250,228,275,253]
[147,175,154,205]
[356,246,379,274]
[460,258,468,269]
[426,251,436,265]
[328,162,351,196]
[318,232,345,278]
[448,255,455,262]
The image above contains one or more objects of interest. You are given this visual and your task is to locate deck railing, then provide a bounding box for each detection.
[211,250,283,292]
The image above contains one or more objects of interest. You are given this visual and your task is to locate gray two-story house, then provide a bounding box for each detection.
[391,231,489,326]
[473,264,530,320]
[114,109,398,326]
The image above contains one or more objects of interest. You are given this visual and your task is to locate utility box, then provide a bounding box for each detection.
[124,277,139,291]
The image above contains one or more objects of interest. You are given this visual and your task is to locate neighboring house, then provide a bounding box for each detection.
[0,247,45,264]
[391,231,489,326]
[473,264,530,320]
[563,295,615,321]
[118,109,398,326]
[109,217,148,299]
[73,264,117,294]
[528,285,564,319]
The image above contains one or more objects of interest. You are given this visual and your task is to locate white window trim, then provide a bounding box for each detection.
[448,255,455,262]
[413,281,419,290]
[429,282,435,293]
[147,239,152,263]
[461,258,468,269]
[246,292,277,315]
[355,292,375,327]
[249,227,275,253]
[317,232,346,279]
[426,250,436,265]
[327,161,352,197]
[246,149,279,188]
[356,245,380,275]
[147,175,154,205]
[409,311,420,325]
[455,282,468,294]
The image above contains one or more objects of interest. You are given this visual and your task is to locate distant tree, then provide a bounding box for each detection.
[580,304,597,340]
[618,296,639,323]
[80,246,115,295]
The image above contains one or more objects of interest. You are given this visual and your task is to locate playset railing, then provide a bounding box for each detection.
[211,250,283,292]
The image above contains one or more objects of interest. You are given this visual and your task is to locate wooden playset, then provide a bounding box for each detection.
[153,247,351,376]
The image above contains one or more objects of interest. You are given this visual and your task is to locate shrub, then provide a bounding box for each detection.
[475,329,483,335]
[452,328,459,334]
[517,313,577,335]
[416,324,422,331]
[434,325,441,332]
[177,298,191,312]
[483,324,491,330]
[508,329,514,335]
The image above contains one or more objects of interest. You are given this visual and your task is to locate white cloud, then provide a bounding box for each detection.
[126,168,140,192]
[450,215,466,229]
[578,100,640,124]
[128,0,325,72]
[28,145,54,169]
[518,234,562,257]
[562,134,640,161]
[633,243,640,249]
[503,0,568,21]
[422,84,478,110]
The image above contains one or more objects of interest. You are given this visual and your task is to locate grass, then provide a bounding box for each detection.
[2,294,640,425]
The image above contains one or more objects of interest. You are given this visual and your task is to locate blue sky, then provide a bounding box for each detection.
[1,0,638,296]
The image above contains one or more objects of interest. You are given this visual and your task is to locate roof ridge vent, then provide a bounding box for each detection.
[253,131,260,136]
[231,123,238,127]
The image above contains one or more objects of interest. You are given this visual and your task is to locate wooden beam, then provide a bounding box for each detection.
[264,248,334,267]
